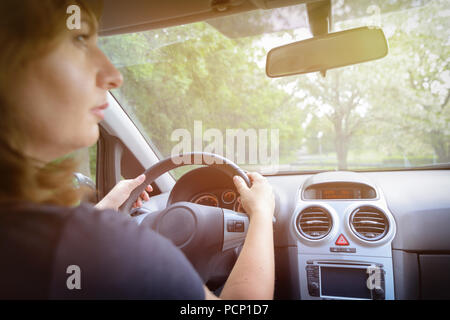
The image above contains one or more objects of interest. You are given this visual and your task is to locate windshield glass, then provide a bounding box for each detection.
[99,0,449,177]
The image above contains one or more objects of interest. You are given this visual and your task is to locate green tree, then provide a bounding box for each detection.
[100,22,307,169]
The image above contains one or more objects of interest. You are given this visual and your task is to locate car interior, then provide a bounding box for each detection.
[74,0,450,300]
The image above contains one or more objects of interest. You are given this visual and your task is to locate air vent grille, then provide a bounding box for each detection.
[296,206,332,240]
[350,206,388,241]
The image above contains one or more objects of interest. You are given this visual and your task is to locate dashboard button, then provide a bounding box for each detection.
[330,247,356,253]
[335,234,350,246]
[234,221,244,232]
[227,220,245,233]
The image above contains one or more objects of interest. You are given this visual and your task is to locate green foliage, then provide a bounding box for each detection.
[98,0,449,175]
[100,22,306,170]
[88,143,97,183]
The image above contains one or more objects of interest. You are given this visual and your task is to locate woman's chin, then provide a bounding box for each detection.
[83,125,100,148]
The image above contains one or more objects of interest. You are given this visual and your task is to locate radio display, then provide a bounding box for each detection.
[321,189,354,199]
[320,267,371,299]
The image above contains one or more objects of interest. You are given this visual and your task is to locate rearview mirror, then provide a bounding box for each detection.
[266,27,388,78]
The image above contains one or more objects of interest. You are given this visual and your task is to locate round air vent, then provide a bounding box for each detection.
[350,206,389,241]
[296,206,332,240]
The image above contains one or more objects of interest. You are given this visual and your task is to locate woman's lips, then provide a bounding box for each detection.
[91,103,109,120]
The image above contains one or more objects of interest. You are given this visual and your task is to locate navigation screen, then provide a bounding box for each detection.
[320,267,371,299]
[322,189,354,199]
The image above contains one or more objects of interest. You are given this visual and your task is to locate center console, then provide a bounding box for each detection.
[292,171,396,300]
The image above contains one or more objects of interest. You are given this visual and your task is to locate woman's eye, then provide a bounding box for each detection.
[75,34,90,44]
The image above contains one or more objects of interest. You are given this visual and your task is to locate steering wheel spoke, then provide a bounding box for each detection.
[222,208,249,251]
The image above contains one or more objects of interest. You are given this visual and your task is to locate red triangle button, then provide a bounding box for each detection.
[335,234,349,246]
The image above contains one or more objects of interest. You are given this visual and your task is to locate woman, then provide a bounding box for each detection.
[0,0,275,299]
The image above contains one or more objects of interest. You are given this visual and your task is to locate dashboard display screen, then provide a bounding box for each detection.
[322,189,354,199]
[320,267,371,299]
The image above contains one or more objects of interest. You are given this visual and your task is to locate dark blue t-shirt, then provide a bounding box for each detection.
[0,202,205,299]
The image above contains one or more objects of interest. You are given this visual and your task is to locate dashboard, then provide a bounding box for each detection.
[139,167,450,300]
[190,190,244,213]
[166,168,396,300]
[167,166,247,214]
[270,169,450,300]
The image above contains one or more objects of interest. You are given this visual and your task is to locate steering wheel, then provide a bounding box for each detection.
[119,152,252,282]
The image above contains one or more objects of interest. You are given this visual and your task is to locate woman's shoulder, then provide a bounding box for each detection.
[0,201,205,299]
[0,200,162,246]
[50,203,205,299]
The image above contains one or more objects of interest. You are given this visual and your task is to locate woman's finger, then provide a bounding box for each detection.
[141,190,150,201]
[247,172,264,183]
[131,184,153,210]
[233,176,249,195]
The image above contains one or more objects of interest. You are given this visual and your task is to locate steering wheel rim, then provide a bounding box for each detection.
[119,152,251,213]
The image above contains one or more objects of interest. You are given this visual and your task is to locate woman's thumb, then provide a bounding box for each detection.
[132,174,146,187]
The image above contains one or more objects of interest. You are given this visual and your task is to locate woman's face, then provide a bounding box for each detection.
[7,19,123,163]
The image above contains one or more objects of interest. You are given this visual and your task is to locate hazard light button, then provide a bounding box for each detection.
[335,234,349,246]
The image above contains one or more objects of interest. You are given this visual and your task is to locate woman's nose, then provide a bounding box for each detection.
[96,50,123,90]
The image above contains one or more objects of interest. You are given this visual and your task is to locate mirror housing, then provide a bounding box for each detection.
[266,27,388,78]
[73,172,97,203]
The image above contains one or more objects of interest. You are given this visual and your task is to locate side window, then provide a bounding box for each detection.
[74,144,98,204]
[76,144,97,185]
[88,143,97,184]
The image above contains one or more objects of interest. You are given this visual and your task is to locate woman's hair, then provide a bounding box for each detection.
[0,0,102,207]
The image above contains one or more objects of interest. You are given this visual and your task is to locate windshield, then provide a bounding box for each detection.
[99,0,449,177]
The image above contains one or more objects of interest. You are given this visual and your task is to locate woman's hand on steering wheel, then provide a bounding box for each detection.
[233,172,275,222]
[95,174,153,212]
